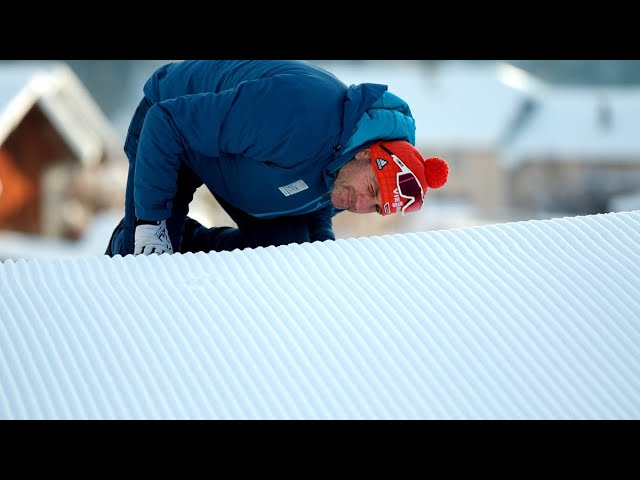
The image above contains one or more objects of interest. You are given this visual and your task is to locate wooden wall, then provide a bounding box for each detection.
[0,104,74,233]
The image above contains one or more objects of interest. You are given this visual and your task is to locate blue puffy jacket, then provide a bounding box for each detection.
[133,60,416,239]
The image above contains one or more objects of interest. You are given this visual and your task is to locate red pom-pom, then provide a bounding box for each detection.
[424,157,449,189]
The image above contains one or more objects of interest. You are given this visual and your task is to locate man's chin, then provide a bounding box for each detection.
[330,193,343,210]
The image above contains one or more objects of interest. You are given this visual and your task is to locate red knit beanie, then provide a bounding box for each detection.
[370,140,449,216]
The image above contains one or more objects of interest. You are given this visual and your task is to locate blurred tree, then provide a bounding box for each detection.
[64,60,138,118]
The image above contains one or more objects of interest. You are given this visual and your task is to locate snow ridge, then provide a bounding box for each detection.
[1,211,639,419]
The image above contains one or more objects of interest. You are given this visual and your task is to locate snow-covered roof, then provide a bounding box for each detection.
[1,210,639,419]
[504,87,640,166]
[0,62,122,166]
[320,60,544,150]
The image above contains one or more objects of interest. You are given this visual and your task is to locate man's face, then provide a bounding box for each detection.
[330,149,381,214]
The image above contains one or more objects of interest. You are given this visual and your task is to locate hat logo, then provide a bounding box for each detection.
[375,157,388,170]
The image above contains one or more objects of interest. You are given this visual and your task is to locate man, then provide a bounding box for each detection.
[105,60,448,256]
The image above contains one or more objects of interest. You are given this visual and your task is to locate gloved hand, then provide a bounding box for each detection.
[134,219,173,255]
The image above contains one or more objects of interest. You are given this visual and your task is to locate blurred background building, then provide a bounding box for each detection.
[1,59,639,260]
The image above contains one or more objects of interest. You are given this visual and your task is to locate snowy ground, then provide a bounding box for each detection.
[1,210,638,419]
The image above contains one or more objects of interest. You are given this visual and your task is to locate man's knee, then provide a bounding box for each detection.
[252,217,311,248]
[180,217,243,253]
[105,219,125,256]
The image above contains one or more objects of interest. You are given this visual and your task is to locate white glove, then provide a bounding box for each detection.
[134,220,174,255]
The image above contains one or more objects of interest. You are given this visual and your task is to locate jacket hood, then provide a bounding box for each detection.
[325,83,417,177]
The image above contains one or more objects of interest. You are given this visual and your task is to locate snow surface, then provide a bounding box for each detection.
[0,211,123,261]
[0,211,639,419]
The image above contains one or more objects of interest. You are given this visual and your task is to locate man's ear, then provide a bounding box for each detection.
[354,149,370,160]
